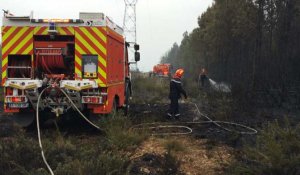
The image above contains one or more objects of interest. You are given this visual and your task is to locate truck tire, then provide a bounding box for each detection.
[112,98,118,116]
[123,82,130,116]
[123,89,130,116]
[11,112,35,127]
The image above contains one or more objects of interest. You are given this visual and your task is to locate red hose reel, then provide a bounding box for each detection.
[35,48,67,74]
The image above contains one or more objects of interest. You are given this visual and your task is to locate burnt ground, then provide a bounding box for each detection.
[0,97,239,174]
[129,100,255,144]
[0,78,256,175]
[1,78,297,175]
[127,100,240,175]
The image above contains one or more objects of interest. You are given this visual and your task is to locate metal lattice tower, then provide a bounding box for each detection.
[123,0,137,43]
[123,0,138,69]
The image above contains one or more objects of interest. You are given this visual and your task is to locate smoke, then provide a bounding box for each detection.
[208,78,231,93]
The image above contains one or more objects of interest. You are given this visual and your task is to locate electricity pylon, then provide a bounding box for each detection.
[123,0,139,71]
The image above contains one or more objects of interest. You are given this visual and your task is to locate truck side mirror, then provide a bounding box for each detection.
[135,51,140,62]
[134,44,140,51]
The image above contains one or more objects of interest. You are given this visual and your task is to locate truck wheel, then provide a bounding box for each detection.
[123,91,130,116]
[111,98,118,116]
[123,83,130,116]
[11,112,35,127]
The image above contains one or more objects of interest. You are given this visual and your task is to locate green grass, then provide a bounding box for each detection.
[227,119,300,175]
[0,113,148,175]
[131,76,170,104]
[99,114,148,151]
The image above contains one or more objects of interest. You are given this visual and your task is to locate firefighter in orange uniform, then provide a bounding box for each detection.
[167,68,187,119]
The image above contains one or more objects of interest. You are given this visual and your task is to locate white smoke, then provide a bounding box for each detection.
[209,78,231,93]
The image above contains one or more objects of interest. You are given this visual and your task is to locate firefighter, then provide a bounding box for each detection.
[167,68,187,119]
[199,68,208,87]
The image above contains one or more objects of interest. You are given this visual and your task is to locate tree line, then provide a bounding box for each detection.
[161,0,300,108]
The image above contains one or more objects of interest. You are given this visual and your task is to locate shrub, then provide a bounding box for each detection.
[100,114,148,151]
[227,119,300,175]
[0,128,44,175]
[55,151,129,175]
[131,76,169,104]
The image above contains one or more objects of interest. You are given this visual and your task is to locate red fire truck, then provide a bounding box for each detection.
[151,63,172,77]
[1,11,140,125]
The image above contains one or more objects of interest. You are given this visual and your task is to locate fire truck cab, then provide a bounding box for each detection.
[1,11,140,125]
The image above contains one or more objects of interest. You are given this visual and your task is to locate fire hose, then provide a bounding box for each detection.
[36,87,257,174]
[36,50,67,74]
[36,87,104,175]
[131,102,257,135]
[36,87,54,175]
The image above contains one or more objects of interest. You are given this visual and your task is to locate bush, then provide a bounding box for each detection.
[101,114,148,151]
[131,76,169,104]
[162,148,182,175]
[0,112,148,175]
[55,151,129,175]
[227,119,300,175]
[0,128,44,175]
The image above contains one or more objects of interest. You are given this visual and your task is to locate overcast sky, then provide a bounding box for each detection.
[1,0,213,71]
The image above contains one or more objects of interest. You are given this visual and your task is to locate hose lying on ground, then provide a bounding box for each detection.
[192,103,257,135]
[36,87,104,175]
[58,88,103,132]
[36,87,54,175]
[36,87,257,175]
[131,102,257,136]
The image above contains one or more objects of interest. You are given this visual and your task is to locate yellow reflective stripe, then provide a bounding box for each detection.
[97,80,106,87]
[2,27,29,53]
[75,44,86,55]
[76,33,97,54]
[98,55,106,68]
[59,27,67,35]
[96,78,104,85]
[41,28,48,35]
[91,27,107,43]
[22,44,33,55]
[34,26,47,35]
[98,55,106,67]
[98,66,107,79]
[75,67,81,75]
[2,56,8,78]
[2,57,8,80]
[2,27,16,41]
[67,27,74,34]
[2,57,8,67]
[2,71,7,79]
[75,66,81,72]
[11,32,32,54]
[99,57,106,68]
[75,56,82,66]
[80,27,107,55]
[33,26,41,34]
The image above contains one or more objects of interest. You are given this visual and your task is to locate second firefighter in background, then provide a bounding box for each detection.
[168,69,187,119]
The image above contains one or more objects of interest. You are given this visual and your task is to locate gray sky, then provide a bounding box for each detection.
[1,0,213,71]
